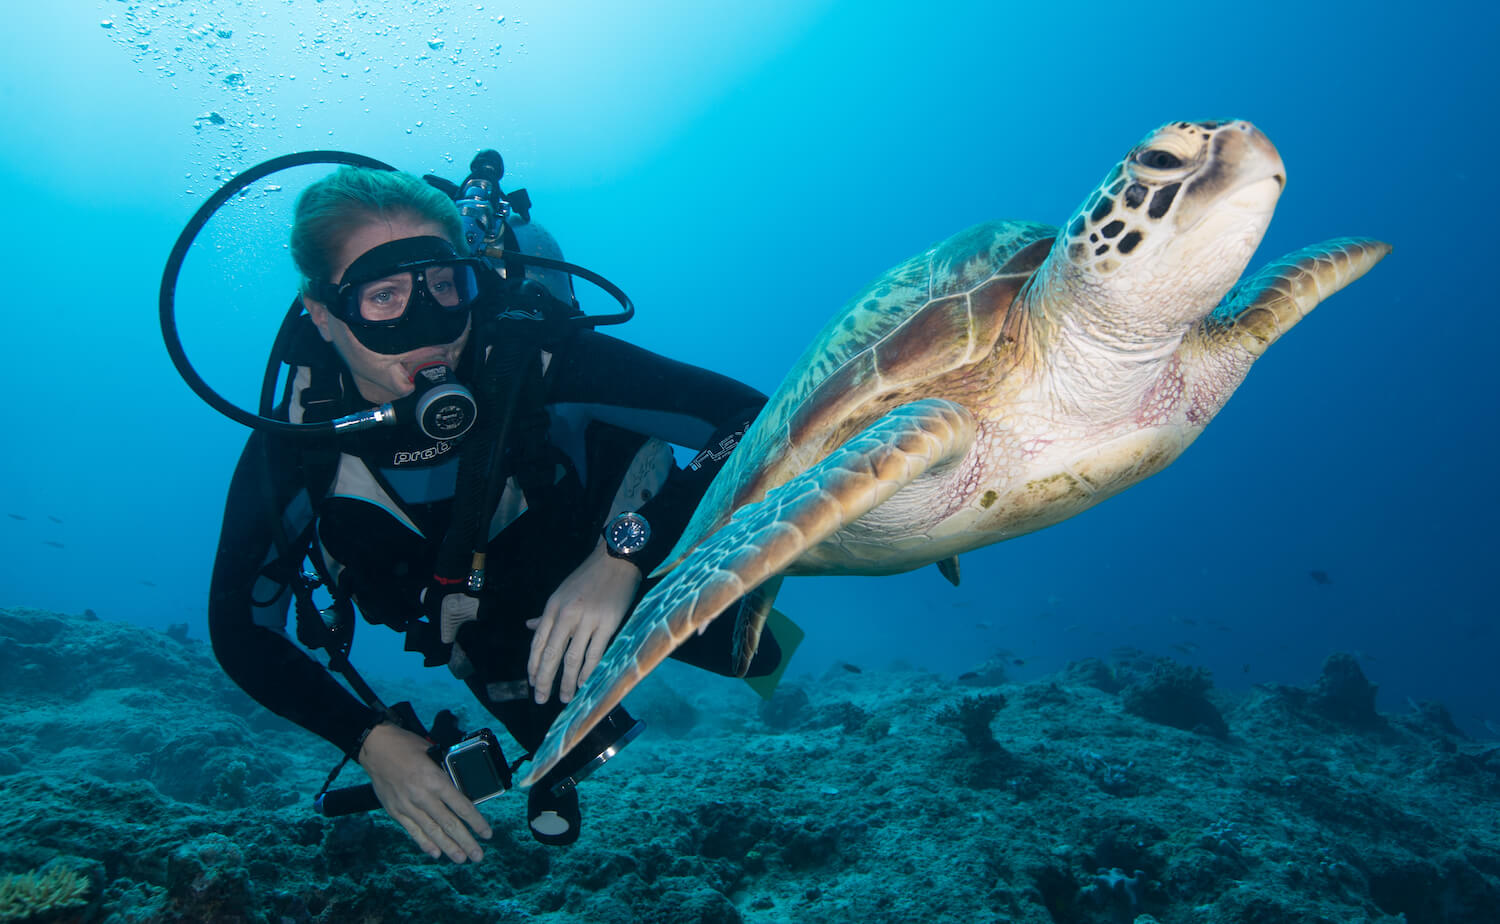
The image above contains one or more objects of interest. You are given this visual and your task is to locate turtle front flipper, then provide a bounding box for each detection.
[520,398,977,788]
[1178,237,1391,417]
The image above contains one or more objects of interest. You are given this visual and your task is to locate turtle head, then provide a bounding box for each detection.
[1049,120,1286,337]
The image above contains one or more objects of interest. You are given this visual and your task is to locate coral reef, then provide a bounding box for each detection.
[935,693,1007,751]
[1310,652,1384,729]
[1,605,1497,923]
[1121,659,1228,738]
[0,865,91,923]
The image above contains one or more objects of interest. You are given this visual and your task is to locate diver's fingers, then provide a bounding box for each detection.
[388,809,445,861]
[440,787,493,844]
[573,626,611,700]
[531,611,573,705]
[558,624,592,703]
[390,802,472,863]
[532,632,571,705]
[527,599,560,688]
[406,796,484,864]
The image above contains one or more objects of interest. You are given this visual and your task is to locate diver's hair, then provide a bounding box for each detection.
[289,166,465,295]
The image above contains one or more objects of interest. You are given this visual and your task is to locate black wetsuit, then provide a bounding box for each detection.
[208,321,771,760]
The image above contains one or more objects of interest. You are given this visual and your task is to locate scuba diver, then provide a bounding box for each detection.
[186,152,788,861]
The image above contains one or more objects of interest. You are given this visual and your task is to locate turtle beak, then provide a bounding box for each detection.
[1184,121,1285,220]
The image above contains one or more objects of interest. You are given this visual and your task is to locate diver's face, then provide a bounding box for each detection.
[304,216,470,405]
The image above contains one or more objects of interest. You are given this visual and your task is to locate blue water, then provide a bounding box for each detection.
[2,1,1495,735]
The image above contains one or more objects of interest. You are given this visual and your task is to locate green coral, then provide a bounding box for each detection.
[0,867,91,922]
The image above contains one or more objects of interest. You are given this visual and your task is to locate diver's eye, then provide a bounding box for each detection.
[1135,149,1184,170]
[354,273,413,321]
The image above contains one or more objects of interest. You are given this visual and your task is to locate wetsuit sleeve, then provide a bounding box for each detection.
[208,431,382,757]
[548,330,766,574]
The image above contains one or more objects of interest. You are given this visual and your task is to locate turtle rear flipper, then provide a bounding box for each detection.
[731,573,785,678]
[520,398,977,788]
[936,556,961,586]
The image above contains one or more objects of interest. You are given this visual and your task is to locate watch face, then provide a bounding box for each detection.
[607,512,650,557]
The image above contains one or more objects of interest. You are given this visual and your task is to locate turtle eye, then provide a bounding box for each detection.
[1134,149,1184,170]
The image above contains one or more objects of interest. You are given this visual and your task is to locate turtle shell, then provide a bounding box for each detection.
[659,219,1056,574]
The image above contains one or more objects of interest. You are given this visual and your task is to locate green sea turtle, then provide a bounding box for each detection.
[522,119,1389,788]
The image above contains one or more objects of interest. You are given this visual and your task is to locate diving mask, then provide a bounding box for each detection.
[313,236,485,355]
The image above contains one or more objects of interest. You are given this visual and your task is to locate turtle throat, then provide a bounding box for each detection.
[1022,266,1185,421]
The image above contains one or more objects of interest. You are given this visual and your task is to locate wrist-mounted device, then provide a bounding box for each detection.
[603,511,651,561]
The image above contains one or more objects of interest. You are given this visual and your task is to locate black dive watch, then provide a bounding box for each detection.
[603,511,651,562]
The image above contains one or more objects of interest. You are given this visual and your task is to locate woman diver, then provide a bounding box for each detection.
[205,163,781,862]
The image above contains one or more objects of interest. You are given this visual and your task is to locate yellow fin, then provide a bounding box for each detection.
[743,607,804,700]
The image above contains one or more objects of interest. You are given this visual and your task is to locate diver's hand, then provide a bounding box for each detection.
[358,722,492,863]
[527,541,641,705]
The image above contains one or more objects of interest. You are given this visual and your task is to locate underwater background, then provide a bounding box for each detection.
[1,2,1498,921]
[4,0,1492,732]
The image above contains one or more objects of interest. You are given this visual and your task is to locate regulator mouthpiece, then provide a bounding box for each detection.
[407,362,477,441]
[330,363,477,441]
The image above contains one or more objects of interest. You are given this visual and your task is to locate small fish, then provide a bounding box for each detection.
[1011,658,1026,667]
[139,580,158,588]
[975,620,992,630]
[839,662,863,674]
[47,515,63,524]
[43,540,64,549]
[1309,570,1332,585]
[1242,663,1251,673]
[1170,642,1199,655]
[958,671,980,682]
[7,513,25,521]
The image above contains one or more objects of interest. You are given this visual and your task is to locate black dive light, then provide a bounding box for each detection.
[160,149,635,439]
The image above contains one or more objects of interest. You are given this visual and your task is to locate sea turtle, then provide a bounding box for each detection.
[522,119,1389,787]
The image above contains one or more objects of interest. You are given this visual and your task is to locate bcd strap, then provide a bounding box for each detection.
[294,364,348,503]
[502,357,558,502]
[430,314,546,590]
